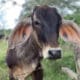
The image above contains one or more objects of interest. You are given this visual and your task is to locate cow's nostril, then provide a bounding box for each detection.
[56,50,61,55]
[48,50,61,59]
[48,50,54,56]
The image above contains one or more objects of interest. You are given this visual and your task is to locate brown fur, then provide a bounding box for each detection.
[6,6,80,80]
[60,20,80,43]
[6,17,42,80]
[6,6,62,80]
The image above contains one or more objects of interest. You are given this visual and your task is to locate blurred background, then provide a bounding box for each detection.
[0,0,80,30]
[0,0,80,80]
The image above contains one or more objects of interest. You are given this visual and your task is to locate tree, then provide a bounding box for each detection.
[20,0,80,19]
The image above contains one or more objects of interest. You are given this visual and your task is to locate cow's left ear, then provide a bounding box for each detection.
[59,20,80,43]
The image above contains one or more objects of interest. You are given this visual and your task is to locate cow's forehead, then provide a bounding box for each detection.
[33,6,58,22]
[34,5,56,10]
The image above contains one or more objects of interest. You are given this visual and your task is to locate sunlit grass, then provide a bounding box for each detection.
[0,40,9,80]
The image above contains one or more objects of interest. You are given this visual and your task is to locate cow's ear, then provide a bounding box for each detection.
[9,20,32,46]
[59,20,80,43]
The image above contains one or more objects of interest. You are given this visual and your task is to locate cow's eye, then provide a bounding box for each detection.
[34,21,41,25]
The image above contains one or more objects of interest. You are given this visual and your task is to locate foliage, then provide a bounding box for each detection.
[0,29,11,36]
[20,0,80,19]
[65,12,80,25]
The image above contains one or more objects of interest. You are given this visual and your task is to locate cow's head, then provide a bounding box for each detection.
[9,6,80,61]
[31,5,62,59]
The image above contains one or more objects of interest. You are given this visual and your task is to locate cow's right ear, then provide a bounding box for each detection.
[9,19,33,46]
[59,20,80,44]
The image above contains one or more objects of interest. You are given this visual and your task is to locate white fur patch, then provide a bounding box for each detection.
[42,46,61,58]
[32,63,37,69]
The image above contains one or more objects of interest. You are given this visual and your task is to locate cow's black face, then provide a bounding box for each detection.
[32,5,62,59]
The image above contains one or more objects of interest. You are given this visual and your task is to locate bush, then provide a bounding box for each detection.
[64,12,80,25]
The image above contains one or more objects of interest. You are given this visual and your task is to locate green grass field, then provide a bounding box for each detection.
[0,40,76,80]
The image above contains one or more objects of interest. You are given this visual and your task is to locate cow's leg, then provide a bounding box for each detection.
[9,72,15,80]
[31,63,43,80]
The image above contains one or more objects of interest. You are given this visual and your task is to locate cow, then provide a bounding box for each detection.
[6,5,80,80]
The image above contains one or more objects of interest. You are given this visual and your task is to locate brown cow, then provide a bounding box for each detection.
[6,5,80,80]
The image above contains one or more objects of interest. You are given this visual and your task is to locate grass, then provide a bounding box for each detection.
[0,40,76,80]
[0,40,9,80]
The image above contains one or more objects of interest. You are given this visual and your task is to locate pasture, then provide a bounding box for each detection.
[0,39,75,80]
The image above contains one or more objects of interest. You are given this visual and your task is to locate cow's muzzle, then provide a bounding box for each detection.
[48,49,61,60]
